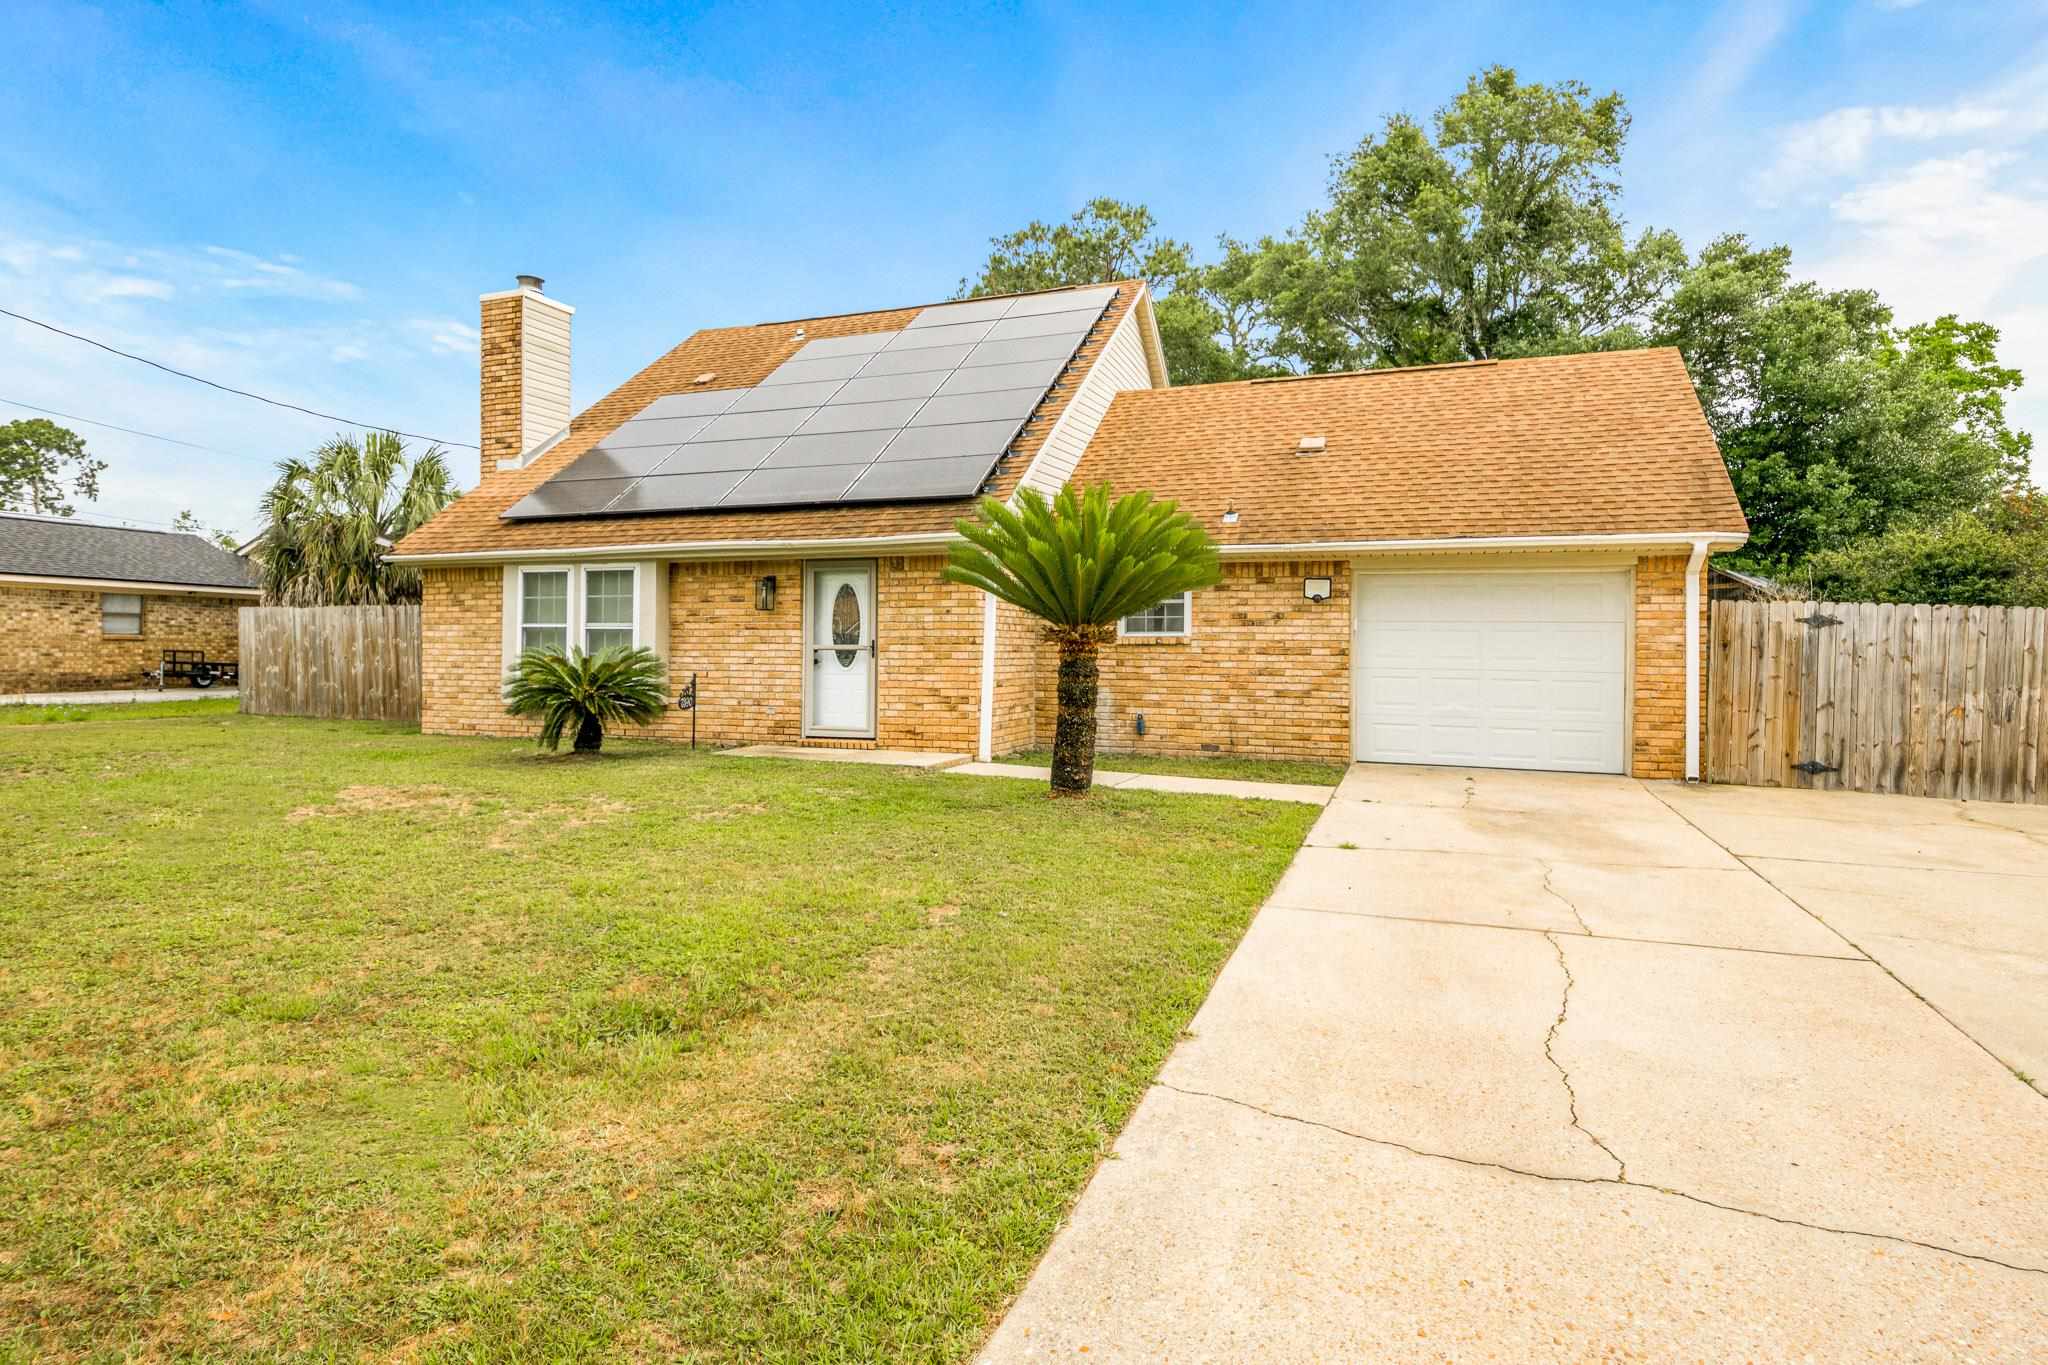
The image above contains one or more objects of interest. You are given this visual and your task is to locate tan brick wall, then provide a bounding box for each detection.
[0,584,243,692]
[1630,553,1707,780]
[989,598,1041,755]
[419,557,982,751]
[1030,559,1353,763]
[479,293,524,471]
[874,556,981,753]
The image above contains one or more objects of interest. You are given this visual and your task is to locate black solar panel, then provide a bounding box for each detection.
[502,284,1116,519]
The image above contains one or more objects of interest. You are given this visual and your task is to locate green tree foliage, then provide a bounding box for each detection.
[944,485,1219,794]
[0,418,107,516]
[1649,236,2027,570]
[258,431,455,605]
[503,645,669,754]
[171,509,241,552]
[1801,496,2048,607]
[957,66,2039,600]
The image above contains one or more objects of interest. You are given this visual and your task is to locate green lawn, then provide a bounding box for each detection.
[0,711,1314,1362]
[996,747,1348,787]
[0,696,239,726]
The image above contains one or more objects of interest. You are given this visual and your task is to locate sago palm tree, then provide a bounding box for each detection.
[945,484,1220,795]
[503,646,668,754]
[258,431,455,605]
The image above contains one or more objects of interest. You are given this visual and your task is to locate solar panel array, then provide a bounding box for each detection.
[503,285,1117,520]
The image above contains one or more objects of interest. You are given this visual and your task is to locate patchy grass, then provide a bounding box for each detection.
[0,712,1314,1361]
[0,696,239,725]
[995,746,1347,787]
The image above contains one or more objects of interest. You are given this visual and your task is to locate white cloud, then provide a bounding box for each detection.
[81,274,175,302]
[1687,0,1798,111]
[1873,0,1927,10]
[201,245,361,301]
[406,318,478,356]
[1763,100,2019,191]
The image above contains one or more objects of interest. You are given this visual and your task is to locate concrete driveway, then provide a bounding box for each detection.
[983,767,2048,1361]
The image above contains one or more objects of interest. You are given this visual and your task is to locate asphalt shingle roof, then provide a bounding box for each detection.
[0,514,261,590]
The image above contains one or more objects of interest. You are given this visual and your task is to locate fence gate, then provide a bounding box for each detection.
[1707,600,2047,804]
[237,605,422,722]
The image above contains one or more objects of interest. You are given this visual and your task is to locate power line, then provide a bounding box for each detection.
[0,506,240,537]
[0,395,258,463]
[0,305,478,450]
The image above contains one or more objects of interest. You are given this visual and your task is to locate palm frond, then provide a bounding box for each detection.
[503,646,669,752]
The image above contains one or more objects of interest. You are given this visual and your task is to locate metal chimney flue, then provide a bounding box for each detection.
[515,274,545,292]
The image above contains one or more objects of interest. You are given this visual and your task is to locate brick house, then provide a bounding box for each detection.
[390,277,1747,777]
[0,514,259,693]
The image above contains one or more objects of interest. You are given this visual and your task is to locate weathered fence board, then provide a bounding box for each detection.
[237,605,421,722]
[1708,600,2047,804]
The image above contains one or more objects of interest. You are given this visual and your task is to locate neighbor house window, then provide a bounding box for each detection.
[583,567,636,653]
[1120,592,1190,638]
[519,570,570,653]
[101,593,143,636]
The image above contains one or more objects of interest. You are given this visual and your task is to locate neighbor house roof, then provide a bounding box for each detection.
[392,281,1159,559]
[0,514,261,592]
[1071,348,1747,547]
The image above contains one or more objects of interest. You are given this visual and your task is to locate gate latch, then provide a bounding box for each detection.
[1798,613,1842,628]
[1793,759,1839,776]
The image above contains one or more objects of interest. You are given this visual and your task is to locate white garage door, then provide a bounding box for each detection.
[1354,569,1629,773]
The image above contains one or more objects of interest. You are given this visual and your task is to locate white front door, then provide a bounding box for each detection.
[806,562,875,737]
[1353,568,1630,773]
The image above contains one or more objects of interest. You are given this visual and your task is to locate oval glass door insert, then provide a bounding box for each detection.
[831,583,861,667]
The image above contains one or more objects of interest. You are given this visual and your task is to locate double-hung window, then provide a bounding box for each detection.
[519,570,570,654]
[516,565,641,658]
[1119,592,1191,638]
[583,568,636,653]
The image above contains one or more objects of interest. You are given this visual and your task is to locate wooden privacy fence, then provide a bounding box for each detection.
[238,605,422,722]
[1708,600,2047,803]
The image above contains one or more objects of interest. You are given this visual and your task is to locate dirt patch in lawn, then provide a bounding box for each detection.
[288,785,477,823]
[488,796,631,850]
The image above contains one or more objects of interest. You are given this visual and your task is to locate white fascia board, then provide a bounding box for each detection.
[1216,531,1749,557]
[0,572,262,597]
[387,530,957,566]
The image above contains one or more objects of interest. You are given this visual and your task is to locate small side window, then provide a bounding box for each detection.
[102,593,143,636]
[1120,593,1190,638]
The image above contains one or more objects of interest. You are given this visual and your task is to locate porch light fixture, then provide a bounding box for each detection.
[755,575,778,612]
[1221,507,1240,525]
[1303,576,1332,602]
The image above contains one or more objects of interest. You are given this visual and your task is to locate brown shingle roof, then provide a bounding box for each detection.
[392,281,1149,558]
[1071,348,1746,546]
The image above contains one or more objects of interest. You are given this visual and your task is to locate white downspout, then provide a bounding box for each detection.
[976,593,998,762]
[1683,538,1710,782]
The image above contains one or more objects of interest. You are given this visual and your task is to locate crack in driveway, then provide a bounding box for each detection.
[1541,930,1627,1180]
[1155,1081,2048,1278]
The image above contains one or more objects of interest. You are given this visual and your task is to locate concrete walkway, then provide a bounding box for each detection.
[2,687,238,706]
[721,745,1337,804]
[982,764,2048,1361]
[952,761,1333,805]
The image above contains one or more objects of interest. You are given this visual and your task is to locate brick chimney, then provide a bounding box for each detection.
[479,275,573,470]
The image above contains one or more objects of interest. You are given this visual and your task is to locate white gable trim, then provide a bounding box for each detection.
[1010,287,1158,501]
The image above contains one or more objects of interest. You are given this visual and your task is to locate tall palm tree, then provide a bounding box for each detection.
[258,431,456,605]
[945,484,1220,795]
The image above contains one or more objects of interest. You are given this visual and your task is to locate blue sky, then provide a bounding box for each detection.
[3,0,2045,538]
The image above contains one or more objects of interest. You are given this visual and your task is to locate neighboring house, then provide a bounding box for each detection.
[390,277,1748,778]
[0,514,260,692]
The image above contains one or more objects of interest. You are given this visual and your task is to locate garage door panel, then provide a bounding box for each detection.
[1356,570,1628,774]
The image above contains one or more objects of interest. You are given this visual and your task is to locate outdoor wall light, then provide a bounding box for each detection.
[755,575,778,612]
[1303,576,1333,603]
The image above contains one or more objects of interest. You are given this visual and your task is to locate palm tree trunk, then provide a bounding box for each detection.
[1051,638,1100,795]
[573,715,604,753]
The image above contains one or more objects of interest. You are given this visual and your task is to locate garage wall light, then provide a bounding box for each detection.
[1303,576,1332,602]
[755,575,778,611]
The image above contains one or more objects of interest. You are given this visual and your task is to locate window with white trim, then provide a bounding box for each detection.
[519,569,570,654]
[1120,592,1190,637]
[583,568,636,653]
[101,593,143,636]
